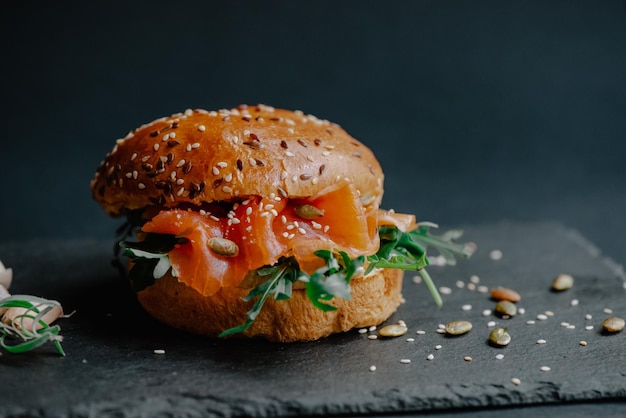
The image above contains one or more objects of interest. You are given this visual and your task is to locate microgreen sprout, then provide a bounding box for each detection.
[0,295,65,356]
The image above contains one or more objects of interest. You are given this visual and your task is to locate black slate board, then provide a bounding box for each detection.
[0,222,625,417]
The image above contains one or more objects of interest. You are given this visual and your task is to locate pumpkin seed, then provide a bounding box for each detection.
[490,287,521,302]
[445,320,473,336]
[495,300,517,317]
[602,316,625,333]
[489,327,511,346]
[294,204,325,220]
[379,324,408,337]
[551,274,574,291]
[207,237,239,257]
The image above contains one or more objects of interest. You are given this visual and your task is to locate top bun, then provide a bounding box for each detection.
[91,104,384,217]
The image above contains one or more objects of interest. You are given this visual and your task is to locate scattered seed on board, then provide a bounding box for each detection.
[416,330,426,335]
[464,356,473,362]
[579,341,587,346]
[489,250,503,260]
[368,335,378,340]
[537,339,547,344]
[153,349,165,355]
[602,317,625,333]
[489,327,511,346]
[400,359,411,364]
[495,354,504,360]
[427,354,435,360]
[511,377,521,386]
[495,300,517,317]
[552,274,574,291]
[369,365,377,372]
[379,324,408,337]
[491,287,521,302]
[540,366,551,372]
[445,320,473,336]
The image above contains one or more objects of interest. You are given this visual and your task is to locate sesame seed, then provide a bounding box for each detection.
[249,158,257,166]
[225,173,233,182]
[537,314,548,320]
[435,344,442,350]
[287,233,295,240]
[162,133,170,142]
[495,354,504,360]
[176,179,184,185]
[177,187,184,196]
[153,143,160,151]
[526,320,536,325]
[470,275,480,284]
[285,151,295,157]
[540,366,551,372]
[153,349,165,355]
[367,335,377,340]
[464,356,473,362]
[322,151,331,156]
[487,321,496,327]
[369,326,377,332]
[585,314,593,320]
[222,186,233,193]
[571,299,579,306]
[439,286,452,295]
[400,359,411,364]
[186,144,192,151]
[427,354,435,361]
[537,339,547,344]
[246,207,253,216]
[369,365,377,372]
[489,249,503,260]
[604,308,613,314]
[212,167,220,175]
[191,142,200,149]
[138,183,146,189]
[141,156,150,162]
[462,304,472,311]
[198,125,206,132]
[545,310,555,317]
[406,338,415,342]
[358,328,368,334]
[130,153,138,161]
[585,325,594,331]
[579,341,587,346]
[511,378,521,385]
[482,309,492,316]
[132,170,138,179]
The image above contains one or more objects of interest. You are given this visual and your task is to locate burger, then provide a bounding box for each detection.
[91,104,473,342]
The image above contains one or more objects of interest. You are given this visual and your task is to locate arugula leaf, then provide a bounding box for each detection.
[219,257,303,337]
[120,234,186,292]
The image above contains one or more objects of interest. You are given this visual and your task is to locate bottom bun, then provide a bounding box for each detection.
[136,268,405,342]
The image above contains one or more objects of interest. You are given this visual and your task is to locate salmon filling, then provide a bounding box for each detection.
[140,181,409,297]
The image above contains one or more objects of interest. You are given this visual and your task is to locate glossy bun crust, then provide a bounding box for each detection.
[91,104,384,216]
[136,268,404,342]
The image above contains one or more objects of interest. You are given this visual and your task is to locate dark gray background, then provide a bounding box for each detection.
[0,1,625,416]
[2,0,625,266]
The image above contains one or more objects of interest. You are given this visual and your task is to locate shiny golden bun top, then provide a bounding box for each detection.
[91,104,384,217]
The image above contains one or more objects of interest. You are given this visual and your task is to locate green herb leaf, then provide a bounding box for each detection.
[219,258,300,337]
[119,234,186,291]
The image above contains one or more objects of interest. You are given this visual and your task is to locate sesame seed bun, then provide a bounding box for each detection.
[136,267,404,342]
[91,104,384,216]
[92,104,403,342]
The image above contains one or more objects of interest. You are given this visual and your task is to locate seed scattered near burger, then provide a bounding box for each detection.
[551,273,574,291]
[602,317,625,333]
[445,320,473,336]
[489,327,511,347]
[490,287,521,302]
[495,300,517,318]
